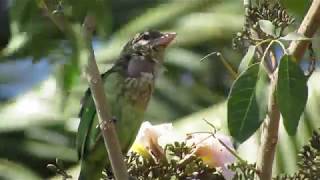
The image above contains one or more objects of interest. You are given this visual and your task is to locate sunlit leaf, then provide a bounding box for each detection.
[238,45,256,73]
[277,55,308,135]
[280,32,311,41]
[228,63,269,142]
[258,20,276,37]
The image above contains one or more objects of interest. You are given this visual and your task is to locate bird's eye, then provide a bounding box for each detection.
[141,33,150,40]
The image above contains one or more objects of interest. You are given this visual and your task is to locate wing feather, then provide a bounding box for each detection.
[76,69,120,159]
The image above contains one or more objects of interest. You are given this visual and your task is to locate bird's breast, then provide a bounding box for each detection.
[124,72,155,107]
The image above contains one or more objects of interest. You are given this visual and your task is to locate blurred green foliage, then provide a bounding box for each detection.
[0,0,318,179]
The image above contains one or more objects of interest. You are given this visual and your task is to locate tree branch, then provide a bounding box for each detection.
[256,1,320,179]
[288,0,320,61]
[255,74,280,180]
[82,15,129,180]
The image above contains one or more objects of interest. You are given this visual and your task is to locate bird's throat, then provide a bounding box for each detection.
[127,57,156,78]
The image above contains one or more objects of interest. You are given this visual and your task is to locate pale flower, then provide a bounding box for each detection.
[131,122,236,179]
[186,133,236,180]
[130,121,182,159]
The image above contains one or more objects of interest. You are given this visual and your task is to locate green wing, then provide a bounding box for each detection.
[77,67,154,159]
[76,63,155,180]
[76,87,95,159]
[76,69,122,159]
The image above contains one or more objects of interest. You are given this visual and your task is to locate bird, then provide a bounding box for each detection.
[76,30,176,180]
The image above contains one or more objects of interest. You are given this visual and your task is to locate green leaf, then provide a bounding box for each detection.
[258,20,276,37]
[280,32,311,41]
[228,63,269,142]
[277,55,308,135]
[238,45,256,73]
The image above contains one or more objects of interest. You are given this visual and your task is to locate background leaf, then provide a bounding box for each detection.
[280,32,311,41]
[277,55,308,135]
[238,45,256,73]
[228,63,269,142]
[258,20,276,37]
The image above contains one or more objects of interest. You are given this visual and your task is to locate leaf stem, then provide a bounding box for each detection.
[273,40,287,55]
[260,40,275,66]
[200,52,238,80]
[255,39,271,48]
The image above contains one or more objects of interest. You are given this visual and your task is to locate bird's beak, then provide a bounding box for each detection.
[152,32,177,47]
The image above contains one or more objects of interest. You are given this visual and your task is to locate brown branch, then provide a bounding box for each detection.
[82,15,129,180]
[288,0,320,61]
[256,1,320,179]
[40,1,129,179]
[255,75,280,180]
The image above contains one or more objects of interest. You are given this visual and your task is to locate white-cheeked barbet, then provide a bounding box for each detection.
[76,31,176,180]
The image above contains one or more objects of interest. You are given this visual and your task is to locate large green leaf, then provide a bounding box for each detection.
[277,55,308,135]
[228,63,269,142]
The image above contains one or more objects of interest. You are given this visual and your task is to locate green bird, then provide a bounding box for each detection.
[76,30,176,180]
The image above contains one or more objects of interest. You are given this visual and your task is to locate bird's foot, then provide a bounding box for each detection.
[95,117,117,129]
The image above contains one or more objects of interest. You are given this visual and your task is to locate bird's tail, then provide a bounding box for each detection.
[78,160,105,180]
[78,144,108,180]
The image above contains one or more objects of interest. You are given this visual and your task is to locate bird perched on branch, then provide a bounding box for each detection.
[76,31,176,180]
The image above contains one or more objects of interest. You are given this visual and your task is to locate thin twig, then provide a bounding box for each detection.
[200,52,238,79]
[202,119,246,163]
[260,40,275,66]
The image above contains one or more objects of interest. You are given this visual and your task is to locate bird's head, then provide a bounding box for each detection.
[122,30,176,63]
[117,31,176,78]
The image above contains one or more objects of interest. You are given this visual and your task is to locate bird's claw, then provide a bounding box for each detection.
[95,117,117,129]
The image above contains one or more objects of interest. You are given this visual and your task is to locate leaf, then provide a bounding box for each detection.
[280,32,311,41]
[228,63,269,142]
[277,55,308,135]
[238,45,256,73]
[258,20,276,37]
[275,28,282,37]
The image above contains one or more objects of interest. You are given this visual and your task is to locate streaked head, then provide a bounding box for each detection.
[119,31,176,77]
[122,30,176,59]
